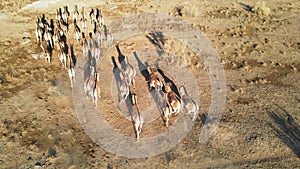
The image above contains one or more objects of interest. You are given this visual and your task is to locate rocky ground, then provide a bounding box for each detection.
[0,0,299,168]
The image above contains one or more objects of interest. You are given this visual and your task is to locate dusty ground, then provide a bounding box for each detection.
[0,0,300,168]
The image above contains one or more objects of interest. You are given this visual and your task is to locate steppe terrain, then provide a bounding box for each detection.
[0,0,299,168]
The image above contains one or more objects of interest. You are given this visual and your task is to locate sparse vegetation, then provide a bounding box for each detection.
[253,1,271,16]
[172,5,199,17]
[0,0,299,168]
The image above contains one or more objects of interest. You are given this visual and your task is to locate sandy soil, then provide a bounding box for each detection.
[0,0,299,168]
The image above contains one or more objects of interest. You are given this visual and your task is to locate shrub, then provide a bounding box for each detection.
[253,1,270,16]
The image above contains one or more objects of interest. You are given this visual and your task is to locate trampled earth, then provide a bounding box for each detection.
[0,0,299,168]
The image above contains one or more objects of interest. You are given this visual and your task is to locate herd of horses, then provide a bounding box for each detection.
[34,5,199,141]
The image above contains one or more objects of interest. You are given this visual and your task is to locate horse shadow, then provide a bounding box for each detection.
[115,45,126,71]
[112,56,121,84]
[155,63,180,97]
[133,51,150,81]
[146,31,165,56]
[112,56,135,119]
[70,44,77,66]
[83,50,94,82]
